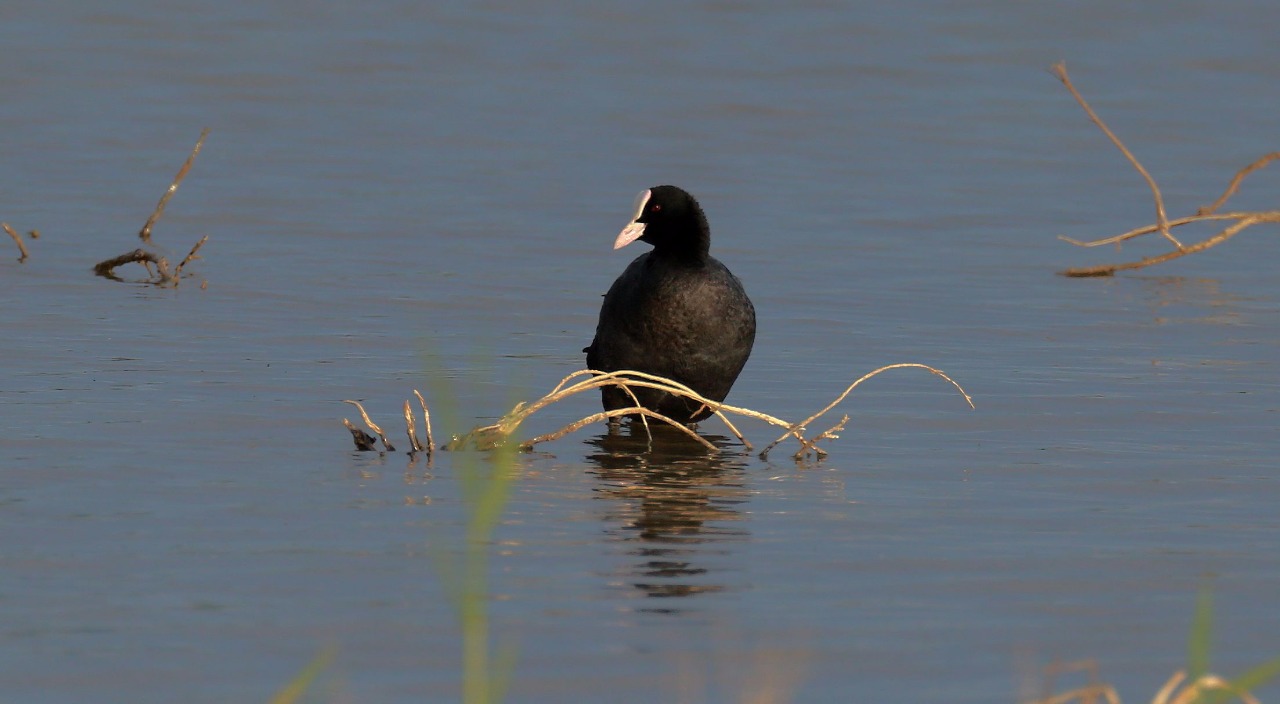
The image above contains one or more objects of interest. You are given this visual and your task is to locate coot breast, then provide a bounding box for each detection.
[584,185,756,424]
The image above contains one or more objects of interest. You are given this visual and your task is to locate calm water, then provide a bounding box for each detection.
[2,2,1278,702]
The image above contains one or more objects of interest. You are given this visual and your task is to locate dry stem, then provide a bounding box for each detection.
[520,406,718,452]
[93,236,209,286]
[1031,667,1261,704]
[139,128,210,243]
[403,400,424,453]
[342,399,395,452]
[1051,62,1180,250]
[3,223,29,263]
[1053,62,1280,277]
[352,365,973,460]
[1061,215,1274,278]
[93,249,170,281]
[174,235,208,277]
[1155,670,1260,704]
[342,418,378,451]
[1198,151,1280,216]
[412,389,436,454]
[758,363,975,461]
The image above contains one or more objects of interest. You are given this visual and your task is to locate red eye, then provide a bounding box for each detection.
[650,204,662,213]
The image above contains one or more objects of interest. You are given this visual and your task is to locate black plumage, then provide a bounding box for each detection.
[584,185,756,424]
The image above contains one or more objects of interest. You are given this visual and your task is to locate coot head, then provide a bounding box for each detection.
[613,185,710,260]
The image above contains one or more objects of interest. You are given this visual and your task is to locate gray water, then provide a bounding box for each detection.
[2,2,1278,702]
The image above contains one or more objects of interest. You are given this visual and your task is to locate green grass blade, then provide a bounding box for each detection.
[268,646,336,704]
[1187,586,1214,680]
[489,637,520,704]
[1228,654,1280,698]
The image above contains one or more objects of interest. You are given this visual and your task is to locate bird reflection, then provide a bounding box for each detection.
[584,423,751,612]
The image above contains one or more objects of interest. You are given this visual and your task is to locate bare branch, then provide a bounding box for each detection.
[759,363,974,460]
[93,249,170,281]
[1051,62,1181,249]
[173,235,209,277]
[412,389,435,454]
[520,407,718,452]
[342,418,378,451]
[403,400,424,453]
[139,128,210,243]
[3,223,30,263]
[1198,151,1280,216]
[1053,64,1280,275]
[1060,214,1278,277]
[342,399,395,452]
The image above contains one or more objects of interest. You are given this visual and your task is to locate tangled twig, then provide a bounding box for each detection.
[93,129,211,286]
[343,365,973,462]
[1052,62,1280,277]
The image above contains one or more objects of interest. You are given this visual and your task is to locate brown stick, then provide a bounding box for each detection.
[92,248,171,280]
[759,363,975,461]
[1060,215,1276,277]
[411,390,436,455]
[1198,151,1280,216]
[2,223,29,263]
[173,235,209,277]
[1053,64,1280,275]
[797,415,850,461]
[403,400,424,453]
[342,399,396,452]
[354,364,973,459]
[520,407,718,452]
[343,418,379,451]
[139,128,210,243]
[1051,62,1182,250]
[1058,212,1253,249]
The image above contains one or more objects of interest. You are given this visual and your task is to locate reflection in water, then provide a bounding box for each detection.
[584,424,751,612]
[1133,275,1248,326]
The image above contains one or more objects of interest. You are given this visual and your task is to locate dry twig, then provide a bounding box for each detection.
[93,248,170,281]
[342,418,378,451]
[758,363,974,460]
[93,130,212,286]
[1030,666,1262,704]
[1198,152,1280,216]
[342,399,395,452]
[173,235,209,277]
[3,223,30,263]
[140,128,210,243]
[412,389,436,455]
[1051,62,1180,250]
[1154,670,1260,704]
[1053,62,1280,277]
[403,400,424,453]
[346,365,973,461]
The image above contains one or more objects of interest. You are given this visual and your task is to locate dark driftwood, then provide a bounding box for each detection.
[93,249,170,281]
[343,419,379,451]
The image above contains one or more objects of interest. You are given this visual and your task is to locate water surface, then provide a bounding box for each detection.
[2,2,1278,702]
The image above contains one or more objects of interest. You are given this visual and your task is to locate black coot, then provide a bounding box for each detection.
[584,185,756,424]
